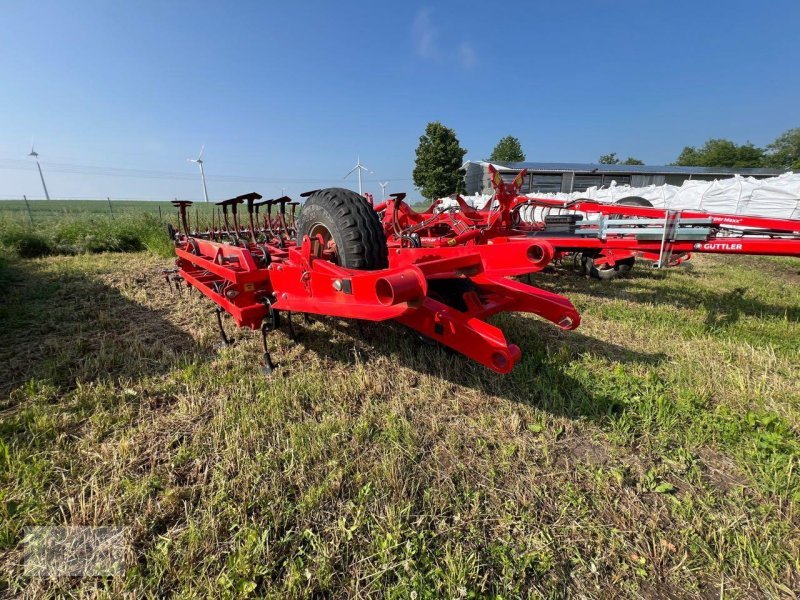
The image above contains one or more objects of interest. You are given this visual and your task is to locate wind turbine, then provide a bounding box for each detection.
[344,155,371,196]
[188,145,209,202]
[28,142,51,200]
[379,181,389,199]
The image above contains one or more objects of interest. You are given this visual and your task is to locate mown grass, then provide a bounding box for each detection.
[0,250,798,598]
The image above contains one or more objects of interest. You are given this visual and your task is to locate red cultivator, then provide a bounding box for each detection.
[375,165,800,280]
[167,189,579,374]
[167,171,799,375]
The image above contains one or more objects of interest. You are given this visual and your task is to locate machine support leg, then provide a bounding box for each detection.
[215,308,234,347]
[261,322,277,374]
[286,311,297,341]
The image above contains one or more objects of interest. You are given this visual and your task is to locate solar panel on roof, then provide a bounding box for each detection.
[481,161,782,176]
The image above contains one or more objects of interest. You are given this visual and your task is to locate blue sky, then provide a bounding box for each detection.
[1,0,799,201]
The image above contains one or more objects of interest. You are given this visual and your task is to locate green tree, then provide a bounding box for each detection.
[599,152,620,164]
[600,152,644,165]
[489,135,525,162]
[765,128,800,170]
[674,138,765,168]
[412,122,468,199]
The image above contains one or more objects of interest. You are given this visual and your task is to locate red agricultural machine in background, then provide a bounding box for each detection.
[375,165,800,280]
[166,189,579,374]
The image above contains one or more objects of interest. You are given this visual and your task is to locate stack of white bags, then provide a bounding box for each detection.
[451,172,800,221]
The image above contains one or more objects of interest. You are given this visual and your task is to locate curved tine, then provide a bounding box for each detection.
[262,199,277,239]
[274,197,293,240]
[288,201,300,231]
[245,195,260,243]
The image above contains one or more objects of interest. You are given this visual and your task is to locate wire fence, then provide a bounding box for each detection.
[0,197,262,233]
[0,197,175,225]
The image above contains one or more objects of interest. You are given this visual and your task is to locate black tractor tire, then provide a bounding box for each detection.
[615,196,653,208]
[581,253,636,280]
[296,188,388,270]
[584,196,654,279]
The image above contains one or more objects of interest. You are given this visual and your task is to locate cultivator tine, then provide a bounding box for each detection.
[161,268,183,294]
[162,267,177,289]
[245,194,262,243]
[275,196,292,239]
[289,202,300,234]
[252,203,260,240]
[230,200,242,240]
[266,199,285,246]
[216,200,232,238]
[260,322,277,374]
[214,308,234,347]
[171,200,193,236]
[258,298,287,374]
[215,194,254,243]
[266,200,277,242]
[252,199,273,243]
[254,200,265,234]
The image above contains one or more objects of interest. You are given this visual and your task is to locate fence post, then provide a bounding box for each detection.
[23,195,34,226]
[107,197,115,220]
[158,206,162,222]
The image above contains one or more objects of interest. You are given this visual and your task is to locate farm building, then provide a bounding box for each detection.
[463,161,783,195]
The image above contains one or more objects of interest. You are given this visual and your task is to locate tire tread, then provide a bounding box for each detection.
[296,188,388,270]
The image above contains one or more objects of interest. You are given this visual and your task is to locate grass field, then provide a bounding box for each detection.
[0,199,289,260]
[0,200,224,259]
[0,200,177,259]
[0,199,225,227]
[0,212,799,596]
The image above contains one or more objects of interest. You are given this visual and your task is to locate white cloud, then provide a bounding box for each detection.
[412,8,477,69]
[458,42,477,69]
[412,8,439,60]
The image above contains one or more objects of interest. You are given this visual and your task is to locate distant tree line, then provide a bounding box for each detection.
[672,130,800,169]
[598,153,644,165]
[599,128,800,169]
[412,125,800,200]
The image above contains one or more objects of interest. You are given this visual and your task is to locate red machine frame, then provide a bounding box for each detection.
[374,165,800,274]
[168,193,580,374]
[168,174,798,375]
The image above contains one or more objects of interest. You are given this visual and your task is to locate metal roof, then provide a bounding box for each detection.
[469,160,783,176]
